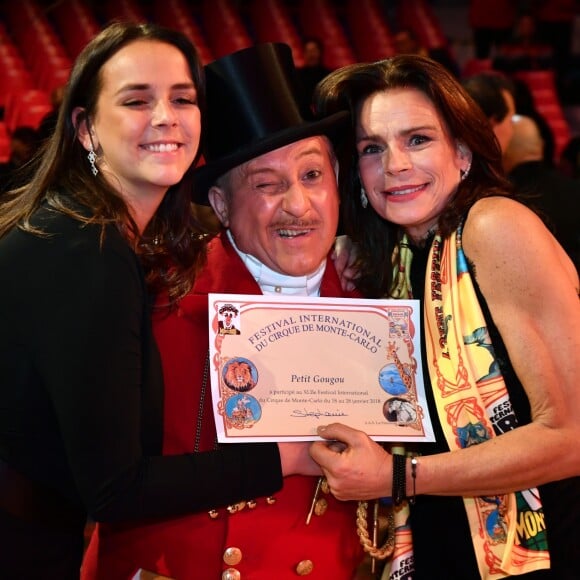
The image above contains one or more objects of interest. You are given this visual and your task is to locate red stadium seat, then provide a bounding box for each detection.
[297,0,357,69]
[101,0,147,24]
[397,0,448,51]
[515,71,571,160]
[249,0,304,66]
[201,0,253,58]
[0,122,11,163]
[346,0,396,62]
[5,89,51,132]
[51,0,101,59]
[152,0,214,65]
[462,58,494,78]
[3,0,71,95]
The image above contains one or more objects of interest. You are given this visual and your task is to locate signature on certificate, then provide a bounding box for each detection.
[290,409,348,419]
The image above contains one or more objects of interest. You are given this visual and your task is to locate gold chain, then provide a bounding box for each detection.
[356,500,395,560]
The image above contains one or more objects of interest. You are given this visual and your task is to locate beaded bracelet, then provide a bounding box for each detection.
[409,456,418,505]
[392,452,407,506]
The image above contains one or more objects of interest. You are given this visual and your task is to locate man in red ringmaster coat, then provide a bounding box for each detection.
[82,43,365,579]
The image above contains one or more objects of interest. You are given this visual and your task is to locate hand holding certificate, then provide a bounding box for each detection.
[208,293,435,442]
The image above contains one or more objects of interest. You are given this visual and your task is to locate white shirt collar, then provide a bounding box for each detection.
[227,230,326,296]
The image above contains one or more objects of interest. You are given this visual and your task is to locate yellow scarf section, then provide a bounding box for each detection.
[384,227,550,579]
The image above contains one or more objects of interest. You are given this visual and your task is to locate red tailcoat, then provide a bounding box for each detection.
[82,233,364,579]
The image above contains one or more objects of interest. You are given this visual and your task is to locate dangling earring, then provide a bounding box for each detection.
[360,186,368,209]
[88,146,98,176]
[460,161,471,181]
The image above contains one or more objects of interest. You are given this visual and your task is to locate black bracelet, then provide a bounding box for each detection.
[392,452,407,506]
[409,456,418,505]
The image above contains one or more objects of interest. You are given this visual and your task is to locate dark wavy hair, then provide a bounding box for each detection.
[0,21,208,304]
[313,54,514,297]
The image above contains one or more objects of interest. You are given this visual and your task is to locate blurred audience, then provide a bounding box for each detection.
[393,28,429,58]
[393,28,460,76]
[296,36,330,111]
[469,0,518,59]
[533,0,577,93]
[503,114,579,271]
[463,70,559,168]
[462,71,517,152]
[511,76,556,166]
[463,71,578,270]
[493,12,555,73]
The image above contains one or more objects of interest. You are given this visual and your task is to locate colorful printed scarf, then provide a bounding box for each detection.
[382,225,550,579]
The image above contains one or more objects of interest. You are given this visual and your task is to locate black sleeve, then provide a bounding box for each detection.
[11,217,282,522]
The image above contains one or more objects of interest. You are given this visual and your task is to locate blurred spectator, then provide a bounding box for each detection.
[393,28,429,58]
[503,114,579,271]
[0,126,39,195]
[296,36,330,111]
[511,76,556,166]
[462,71,516,152]
[36,84,65,144]
[558,135,580,179]
[463,70,557,166]
[469,0,518,59]
[493,12,555,73]
[393,28,459,76]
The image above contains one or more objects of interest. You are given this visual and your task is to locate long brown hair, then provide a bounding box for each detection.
[0,22,208,303]
[313,54,514,297]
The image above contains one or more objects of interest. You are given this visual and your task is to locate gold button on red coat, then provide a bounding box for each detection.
[314,497,328,516]
[222,568,241,580]
[227,501,246,514]
[223,546,242,566]
[295,559,314,575]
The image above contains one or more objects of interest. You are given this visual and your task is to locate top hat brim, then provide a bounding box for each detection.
[192,110,350,205]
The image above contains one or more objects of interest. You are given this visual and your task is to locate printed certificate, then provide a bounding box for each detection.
[208,293,435,442]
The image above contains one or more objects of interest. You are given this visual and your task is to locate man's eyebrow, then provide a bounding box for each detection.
[292,146,325,160]
[244,166,277,178]
[243,145,326,176]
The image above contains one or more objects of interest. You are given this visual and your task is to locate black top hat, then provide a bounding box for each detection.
[192,43,349,204]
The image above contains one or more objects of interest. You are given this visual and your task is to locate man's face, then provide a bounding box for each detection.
[303,41,322,67]
[208,136,339,276]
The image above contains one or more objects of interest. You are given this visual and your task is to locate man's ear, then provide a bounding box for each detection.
[73,107,97,152]
[208,186,230,227]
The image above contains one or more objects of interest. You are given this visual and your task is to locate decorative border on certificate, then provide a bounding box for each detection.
[208,294,435,442]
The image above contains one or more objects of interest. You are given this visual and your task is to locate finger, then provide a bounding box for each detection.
[316,422,362,445]
[309,441,327,467]
[327,440,347,453]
